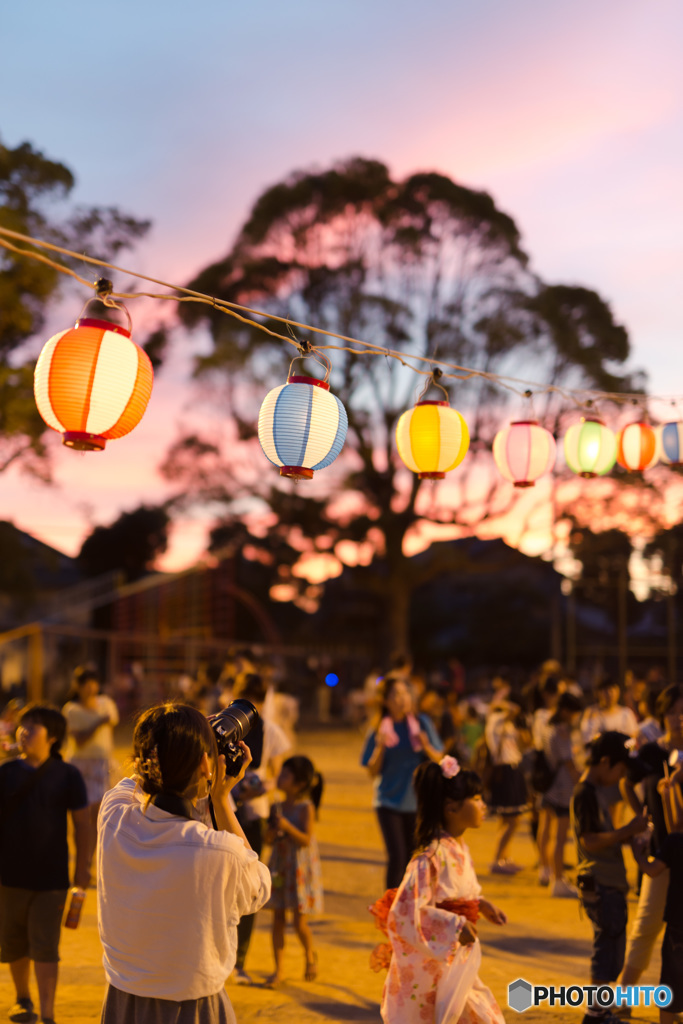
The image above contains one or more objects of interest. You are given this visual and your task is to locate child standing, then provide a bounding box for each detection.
[570,732,648,1024]
[372,756,507,1024]
[265,755,324,986]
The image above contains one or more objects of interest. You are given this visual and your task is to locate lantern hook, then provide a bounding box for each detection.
[417,367,449,403]
[79,288,133,335]
[288,348,331,383]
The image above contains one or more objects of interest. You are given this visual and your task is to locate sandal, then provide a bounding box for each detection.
[304,951,318,981]
[264,973,281,989]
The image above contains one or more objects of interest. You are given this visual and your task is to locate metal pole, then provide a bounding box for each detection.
[618,564,628,686]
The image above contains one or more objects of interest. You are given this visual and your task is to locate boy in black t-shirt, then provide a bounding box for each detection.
[570,732,648,1024]
[0,704,89,1024]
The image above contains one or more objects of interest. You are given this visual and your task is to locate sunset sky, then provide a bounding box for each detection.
[2,0,683,571]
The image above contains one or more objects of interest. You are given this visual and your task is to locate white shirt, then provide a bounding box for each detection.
[485,709,522,767]
[63,696,119,759]
[97,778,271,1001]
[249,719,292,820]
[580,704,638,746]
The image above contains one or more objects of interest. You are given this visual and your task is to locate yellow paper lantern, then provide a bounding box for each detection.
[395,400,469,479]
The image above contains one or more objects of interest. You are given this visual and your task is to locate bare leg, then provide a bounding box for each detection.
[659,1011,675,1024]
[292,909,316,979]
[553,815,570,881]
[266,910,286,985]
[537,807,552,872]
[9,957,31,1001]
[494,814,519,863]
[34,961,58,1021]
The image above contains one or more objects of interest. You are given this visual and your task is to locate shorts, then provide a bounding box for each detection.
[660,923,683,1014]
[541,797,569,817]
[579,881,627,983]
[0,885,67,962]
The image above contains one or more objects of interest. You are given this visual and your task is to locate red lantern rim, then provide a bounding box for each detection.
[62,431,106,452]
[418,471,446,479]
[280,465,314,480]
[416,400,448,408]
[74,317,131,339]
[509,420,539,427]
[513,480,535,488]
[287,375,330,391]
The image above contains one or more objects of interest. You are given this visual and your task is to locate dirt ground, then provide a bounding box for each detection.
[0,727,665,1023]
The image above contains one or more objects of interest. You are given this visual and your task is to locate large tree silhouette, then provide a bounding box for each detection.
[163,157,641,654]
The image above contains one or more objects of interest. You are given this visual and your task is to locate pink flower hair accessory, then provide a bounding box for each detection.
[440,755,460,779]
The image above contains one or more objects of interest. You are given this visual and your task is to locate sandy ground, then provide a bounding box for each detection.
[0,727,665,1023]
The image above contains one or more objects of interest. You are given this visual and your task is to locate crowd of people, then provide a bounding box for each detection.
[0,653,681,1024]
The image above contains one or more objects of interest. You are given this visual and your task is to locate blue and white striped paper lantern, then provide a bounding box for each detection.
[657,422,683,466]
[258,375,348,479]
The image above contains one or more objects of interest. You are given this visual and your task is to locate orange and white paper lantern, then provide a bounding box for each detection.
[492,420,556,487]
[616,421,657,472]
[34,317,154,451]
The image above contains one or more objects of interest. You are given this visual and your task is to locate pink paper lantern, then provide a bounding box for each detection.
[492,420,556,487]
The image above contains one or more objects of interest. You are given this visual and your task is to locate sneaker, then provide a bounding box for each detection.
[538,866,551,886]
[490,860,521,875]
[551,877,578,898]
[9,999,36,1023]
[231,968,252,985]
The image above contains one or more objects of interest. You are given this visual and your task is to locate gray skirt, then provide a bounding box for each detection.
[101,984,236,1024]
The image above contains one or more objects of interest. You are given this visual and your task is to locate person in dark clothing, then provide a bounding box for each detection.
[0,704,89,1024]
[620,684,683,989]
[632,810,683,1024]
[571,732,648,1024]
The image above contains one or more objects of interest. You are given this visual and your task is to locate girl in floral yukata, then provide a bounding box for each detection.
[370,756,507,1024]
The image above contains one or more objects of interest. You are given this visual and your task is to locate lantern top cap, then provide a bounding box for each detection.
[287,374,330,391]
[416,400,448,408]
[509,419,539,426]
[580,416,606,425]
[75,316,131,339]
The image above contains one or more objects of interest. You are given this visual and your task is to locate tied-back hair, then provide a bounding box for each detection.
[134,702,218,798]
[282,755,324,816]
[413,761,483,851]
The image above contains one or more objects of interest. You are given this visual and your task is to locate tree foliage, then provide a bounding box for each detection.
[164,157,641,652]
[0,135,150,475]
[78,505,170,583]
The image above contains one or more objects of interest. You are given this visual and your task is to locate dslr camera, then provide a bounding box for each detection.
[208,699,260,777]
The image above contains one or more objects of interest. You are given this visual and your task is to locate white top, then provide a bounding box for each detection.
[63,695,119,759]
[532,707,552,750]
[580,704,638,746]
[249,719,292,820]
[97,778,271,1001]
[485,709,522,767]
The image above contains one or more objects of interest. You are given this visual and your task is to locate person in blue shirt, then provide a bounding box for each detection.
[361,674,443,887]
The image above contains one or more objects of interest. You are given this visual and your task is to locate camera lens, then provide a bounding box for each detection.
[209,699,259,754]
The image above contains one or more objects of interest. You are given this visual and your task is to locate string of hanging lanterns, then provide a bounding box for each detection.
[6,224,683,492]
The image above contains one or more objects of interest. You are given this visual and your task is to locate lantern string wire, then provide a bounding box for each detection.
[1,224,681,410]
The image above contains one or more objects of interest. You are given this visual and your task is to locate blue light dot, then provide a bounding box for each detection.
[325,673,339,688]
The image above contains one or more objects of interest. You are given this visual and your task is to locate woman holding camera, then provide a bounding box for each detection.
[97,702,271,1024]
